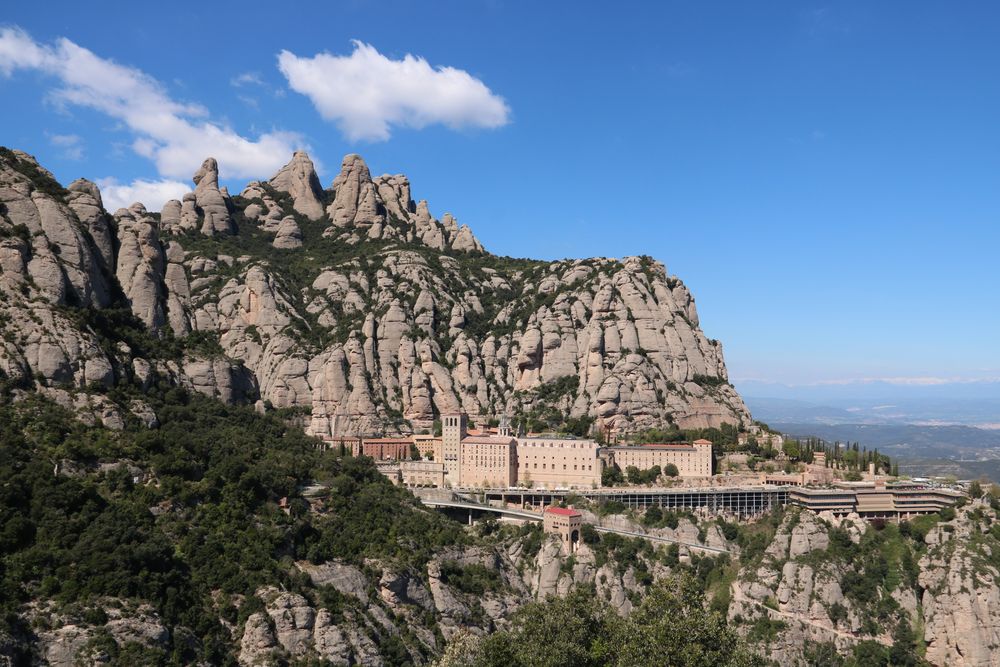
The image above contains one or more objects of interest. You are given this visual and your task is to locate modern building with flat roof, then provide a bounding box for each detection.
[789,481,964,519]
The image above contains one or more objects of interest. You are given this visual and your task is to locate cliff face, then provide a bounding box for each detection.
[728,502,1000,667]
[0,146,748,437]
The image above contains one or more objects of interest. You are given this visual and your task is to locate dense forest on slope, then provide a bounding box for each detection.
[0,388,467,664]
[0,384,773,666]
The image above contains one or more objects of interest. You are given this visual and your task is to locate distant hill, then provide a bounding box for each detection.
[744,396,857,424]
[770,421,1000,469]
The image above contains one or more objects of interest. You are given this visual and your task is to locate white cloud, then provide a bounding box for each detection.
[237,94,260,110]
[46,132,84,160]
[278,40,510,141]
[734,375,1000,387]
[231,71,264,87]
[0,27,304,180]
[96,177,189,213]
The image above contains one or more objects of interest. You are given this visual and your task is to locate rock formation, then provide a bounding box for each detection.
[268,150,325,220]
[192,157,233,235]
[0,146,749,438]
[326,153,383,230]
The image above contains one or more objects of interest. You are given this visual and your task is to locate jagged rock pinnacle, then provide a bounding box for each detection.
[268,150,324,220]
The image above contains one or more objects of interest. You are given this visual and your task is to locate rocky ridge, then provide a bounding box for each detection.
[728,501,1000,666]
[0,146,748,437]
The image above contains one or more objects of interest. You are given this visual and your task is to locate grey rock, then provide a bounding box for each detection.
[326,154,383,229]
[269,151,324,220]
[297,561,370,602]
[273,216,303,249]
[193,157,233,235]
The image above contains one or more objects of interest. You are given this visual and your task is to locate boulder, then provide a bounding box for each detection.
[273,216,303,249]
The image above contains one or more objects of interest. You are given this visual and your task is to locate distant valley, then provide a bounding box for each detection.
[744,386,1000,481]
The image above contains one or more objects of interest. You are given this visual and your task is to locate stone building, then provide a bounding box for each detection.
[441,412,466,486]
[354,437,412,460]
[605,439,713,479]
[460,436,518,489]
[400,460,446,487]
[413,434,439,459]
[516,436,603,489]
[440,412,713,490]
[442,412,518,488]
[543,506,583,553]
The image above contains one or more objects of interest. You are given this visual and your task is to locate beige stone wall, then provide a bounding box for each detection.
[413,435,439,458]
[460,438,516,488]
[516,437,602,489]
[400,460,446,487]
[374,462,401,484]
[608,443,712,478]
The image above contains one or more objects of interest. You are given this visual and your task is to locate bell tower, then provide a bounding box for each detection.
[441,413,467,487]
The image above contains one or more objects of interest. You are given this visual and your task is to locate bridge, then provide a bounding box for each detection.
[477,486,791,516]
[420,498,542,521]
[420,497,731,554]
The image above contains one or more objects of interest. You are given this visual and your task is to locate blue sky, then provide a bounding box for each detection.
[2,1,998,389]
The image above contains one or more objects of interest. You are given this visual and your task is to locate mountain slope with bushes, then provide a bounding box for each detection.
[0,147,748,439]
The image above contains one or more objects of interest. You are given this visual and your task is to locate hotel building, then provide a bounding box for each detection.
[604,439,714,478]
[516,436,602,489]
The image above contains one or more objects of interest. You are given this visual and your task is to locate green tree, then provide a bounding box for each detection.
[664,463,679,477]
[626,466,642,485]
[473,587,623,667]
[644,505,663,525]
[782,439,801,460]
[889,619,919,667]
[602,466,624,487]
[849,640,888,667]
[580,523,600,545]
[612,576,763,667]
[468,576,762,667]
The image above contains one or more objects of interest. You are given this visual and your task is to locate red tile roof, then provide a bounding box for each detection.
[693,439,714,445]
[545,507,582,517]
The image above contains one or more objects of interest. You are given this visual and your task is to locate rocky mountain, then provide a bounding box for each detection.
[0,146,748,438]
